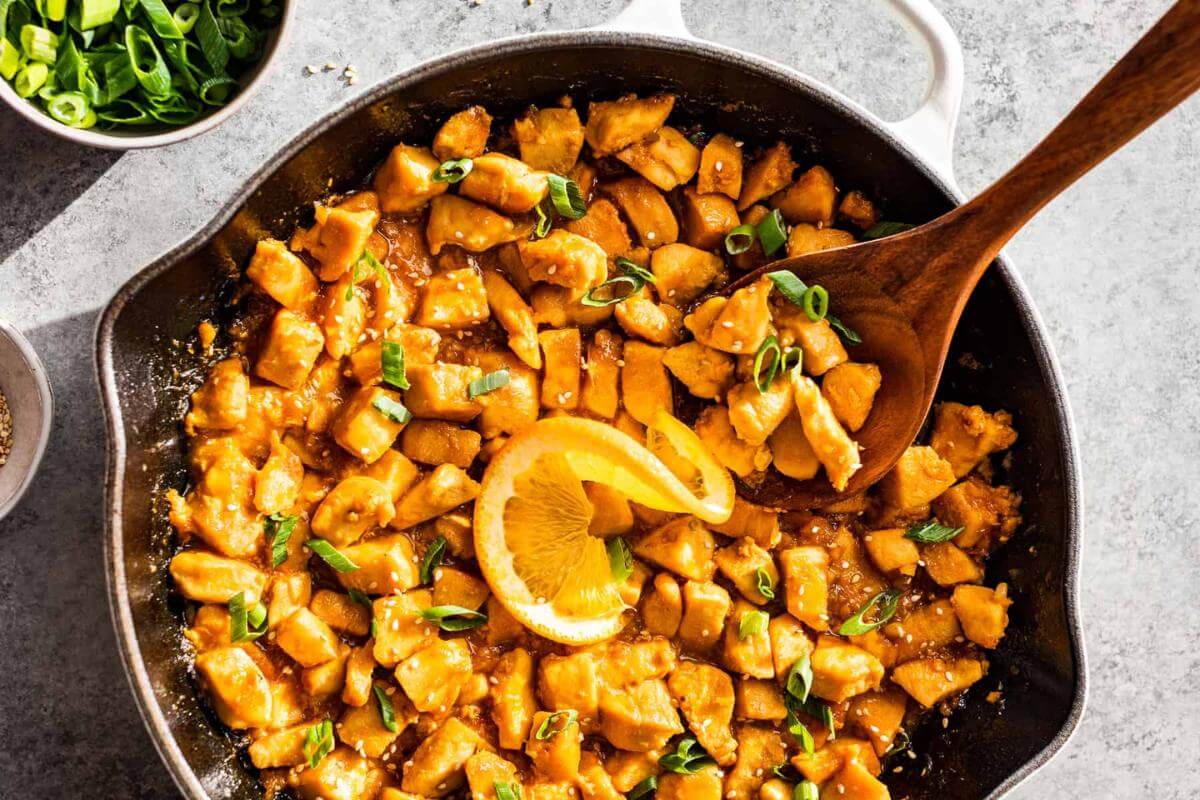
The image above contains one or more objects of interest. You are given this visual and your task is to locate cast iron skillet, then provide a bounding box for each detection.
[96,2,1086,798]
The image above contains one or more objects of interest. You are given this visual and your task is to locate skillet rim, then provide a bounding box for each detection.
[94,27,1087,800]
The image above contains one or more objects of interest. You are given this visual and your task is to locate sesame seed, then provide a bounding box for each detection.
[715,161,724,172]
[646,231,656,240]
[721,320,734,328]
[305,65,318,74]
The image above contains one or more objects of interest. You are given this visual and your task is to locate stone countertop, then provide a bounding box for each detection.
[0,0,1196,796]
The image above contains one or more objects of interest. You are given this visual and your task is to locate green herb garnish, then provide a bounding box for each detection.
[724,223,756,255]
[607,536,632,582]
[535,709,578,740]
[827,314,862,345]
[756,208,788,256]
[786,708,815,754]
[266,513,297,567]
[838,589,902,635]
[615,256,655,284]
[802,284,828,321]
[795,779,820,800]
[418,604,488,632]
[380,340,409,389]
[765,270,809,305]
[862,221,915,240]
[532,202,552,239]
[904,519,965,543]
[738,609,769,640]
[419,535,446,585]
[432,157,473,183]
[546,173,586,219]
[373,683,398,732]
[628,776,657,800]
[372,395,412,424]
[469,370,510,398]
[494,782,522,800]
[785,653,813,704]
[752,335,782,393]
[308,538,360,573]
[228,591,267,643]
[755,567,776,600]
[659,736,715,774]
[302,719,334,768]
[581,274,644,307]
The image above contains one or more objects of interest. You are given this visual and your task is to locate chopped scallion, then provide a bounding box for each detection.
[546,173,586,219]
[765,270,809,306]
[627,776,657,800]
[469,370,510,398]
[302,720,334,768]
[785,653,813,704]
[752,335,782,394]
[786,708,815,754]
[725,223,756,255]
[606,537,632,582]
[535,709,578,740]
[796,779,820,800]
[615,256,655,284]
[373,683,398,732]
[659,736,715,774]
[372,395,412,424]
[494,782,522,800]
[862,221,915,240]
[580,274,643,307]
[756,208,788,256]
[838,589,902,635]
[14,62,48,97]
[432,157,473,183]
[738,609,769,640]
[20,24,58,63]
[266,513,298,567]
[904,519,964,543]
[802,284,829,321]
[380,340,409,389]
[755,567,776,600]
[228,591,267,643]
[827,314,862,345]
[308,538,360,573]
[419,536,446,586]
[418,605,488,631]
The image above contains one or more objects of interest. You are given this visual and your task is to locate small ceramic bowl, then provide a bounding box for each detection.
[0,2,294,151]
[0,319,53,522]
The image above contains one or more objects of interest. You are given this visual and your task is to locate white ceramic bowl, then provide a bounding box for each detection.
[0,319,53,522]
[0,2,294,150]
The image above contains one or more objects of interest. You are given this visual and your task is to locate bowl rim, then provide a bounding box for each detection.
[0,0,295,151]
[0,318,54,522]
[95,27,1087,800]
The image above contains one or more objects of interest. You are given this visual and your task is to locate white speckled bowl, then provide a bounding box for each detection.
[0,2,294,151]
[0,319,53,522]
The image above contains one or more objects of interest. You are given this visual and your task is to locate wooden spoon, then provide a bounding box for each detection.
[727,0,1200,509]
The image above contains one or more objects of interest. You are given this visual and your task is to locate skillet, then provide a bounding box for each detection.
[96,1,1086,797]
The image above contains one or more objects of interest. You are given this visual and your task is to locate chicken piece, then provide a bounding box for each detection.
[537,651,600,728]
[681,186,741,250]
[404,363,483,422]
[492,648,538,749]
[320,275,368,359]
[724,601,775,679]
[513,106,586,172]
[336,532,420,595]
[170,551,267,605]
[309,589,371,636]
[771,165,837,226]
[952,583,1011,649]
[536,327,582,410]
[246,239,320,311]
[254,434,303,515]
[620,341,673,426]
[415,267,489,330]
[686,279,772,355]
[295,747,370,800]
[576,752,624,800]
[372,590,436,667]
[768,410,821,481]
[662,341,734,400]
[580,329,622,419]
[821,362,881,432]
[401,717,488,797]
[294,202,380,281]
[634,517,716,581]
[531,283,614,328]
[735,678,788,721]
[471,351,539,439]
[598,678,684,751]
[426,195,526,255]
[401,420,482,468]
[183,604,235,652]
[697,133,743,199]
[612,287,680,346]
[658,768,723,800]
[341,643,376,707]
[255,310,325,390]
[431,566,490,611]
[615,126,701,191]
[194,647,272,729]
[879,446,956,510]
[641,573,683,637]
[526,710,583,783]
[311,476,395,546]
[891,657,985,708]
[391,464,481,529]
[823,759,890,800]
[932,477,1022,550]
[338,689,407,757]
[598,638,677,687]
[779,546,830,631]
[737,143,796,211]
[585,93,675,154]
[481,268,541,368]
[563,198,632,258]
[862,528,920,576]
[460,152,550,214]
[299,646,350,698]
[519,229,609,290]
[650,242,724,306]
[786,224,856,256]
[727,378,793,447]
[724,725,787,800]
[248,725,310,769]
[715,538,779,605]
[790,372,861,492]
[929,402,1019,478]
[185,358,249,434]
[396,637,473,712]
[603,749,666,793]
[601,176,679,248]
[678,580,732,652]
[329,386,406,464]
[375,144,449,214]
[921,541,984,587]
[767,614,814,679]
[771,304,847,377]
[837,191,879,230]
[810,635,884,703]
[465,751,520,800]
[847,688,908,755]
[694,405,772,478]
[711,497,781,549]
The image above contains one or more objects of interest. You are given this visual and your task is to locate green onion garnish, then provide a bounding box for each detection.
[469,370,510,398]
[0,41,20,81]
[266,513,298,567]
[628,777,657,800]
[752,335,781,393]
[20,24,58,63]
[827,314,862,345]
[724,223,756,254]
[373,683,398,732]
[765,270,809,305]
[904,519,965,543]
[838,589,903,636]
[14,62,48,98]
[786,708,815,754]
[535,709,578,740]
[308,539,360,573]
[372,395,412,424]
[432,157,473,183]
[738,609,769,640]
[772,763,802,783]
[348,588,372,608]
[607,537,632,582]
[46,91,92,127]
[659,736,715,774]
[172,3,201,34]
[802,285,829,321]
[494,782,522,800]
[796,779,820,800]
[547,173,586,220]
[862,221,916,240]
[228,591,267,643]
[418,605,488,632]
[786,691,835,737]
[533,202,552,239]
[615,256,655,284]
[380,341,409,390]
[302,720,335,768]
[419,536,447,586]
[785,654,813,704]
[756,208,788,257]
[883,729,912,758]
[755,567,776,600]
[581,274,644,307]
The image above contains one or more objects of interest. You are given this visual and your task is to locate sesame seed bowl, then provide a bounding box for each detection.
[0,318,53,522]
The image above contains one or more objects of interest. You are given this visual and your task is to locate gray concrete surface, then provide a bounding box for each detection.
[1,0,1197,796]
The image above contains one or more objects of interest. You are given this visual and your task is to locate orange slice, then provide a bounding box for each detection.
[474,410,734,644]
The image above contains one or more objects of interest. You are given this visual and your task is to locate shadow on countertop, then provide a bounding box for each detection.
[0,310,177,798]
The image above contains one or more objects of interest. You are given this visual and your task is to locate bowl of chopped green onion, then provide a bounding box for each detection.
[0,0,292,149]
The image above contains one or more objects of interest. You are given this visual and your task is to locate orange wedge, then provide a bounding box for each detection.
[474,410,734,644]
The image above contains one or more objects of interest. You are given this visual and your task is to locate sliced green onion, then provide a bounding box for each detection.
[373,683,398,732]
[659,736,715,774]
[418,604,488,631]
[469,370,510,398]
[20,24,58,63]
[765,270,808,306]
[45,0,67,22]
[494,782,522,800]
[53,33,84,92]
[14,62,48,97]
[883,729,912,758]
[535,709,578,740]
[724,223,756,255]
[79,0,120,29]
[308,538,360,573]
[194,0,229,73]
[432,157,472,183]
[785,653,813,704]
[0,40,20,81]
[303,720,334,768]
[780,346,802,374]
[580,274,644,307]
[628,776,657,800]
[547,173,586,219]
[752,335,782,394]
[827,314,862,345]
[789,693,836,736]
[372,395,412,424]
[755,567,775,600]
[802,285,829,321]
[228,591,267,642]
[773,763,802,782]
[606,537,632,582]
[46,91,93,127]
[615,256,655,284]
[138,0,184,39]
[219,16,257,60]
[419,536,446,586]
[172,2,200,34]
[198,74,236,105]
[795,779,820,800]
[267,513,297,567]
[347,588,372,608]
[786,708,815,754]
[904,519,964,543]
[738,609,769,640]
[124,24,171,95]
[532,202,552,239]
[838,589,903,636]
[862,221,915,240]
[380,340,409,390]
[756,208,788,257]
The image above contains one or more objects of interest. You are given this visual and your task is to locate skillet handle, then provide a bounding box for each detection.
[596,0,963,183]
